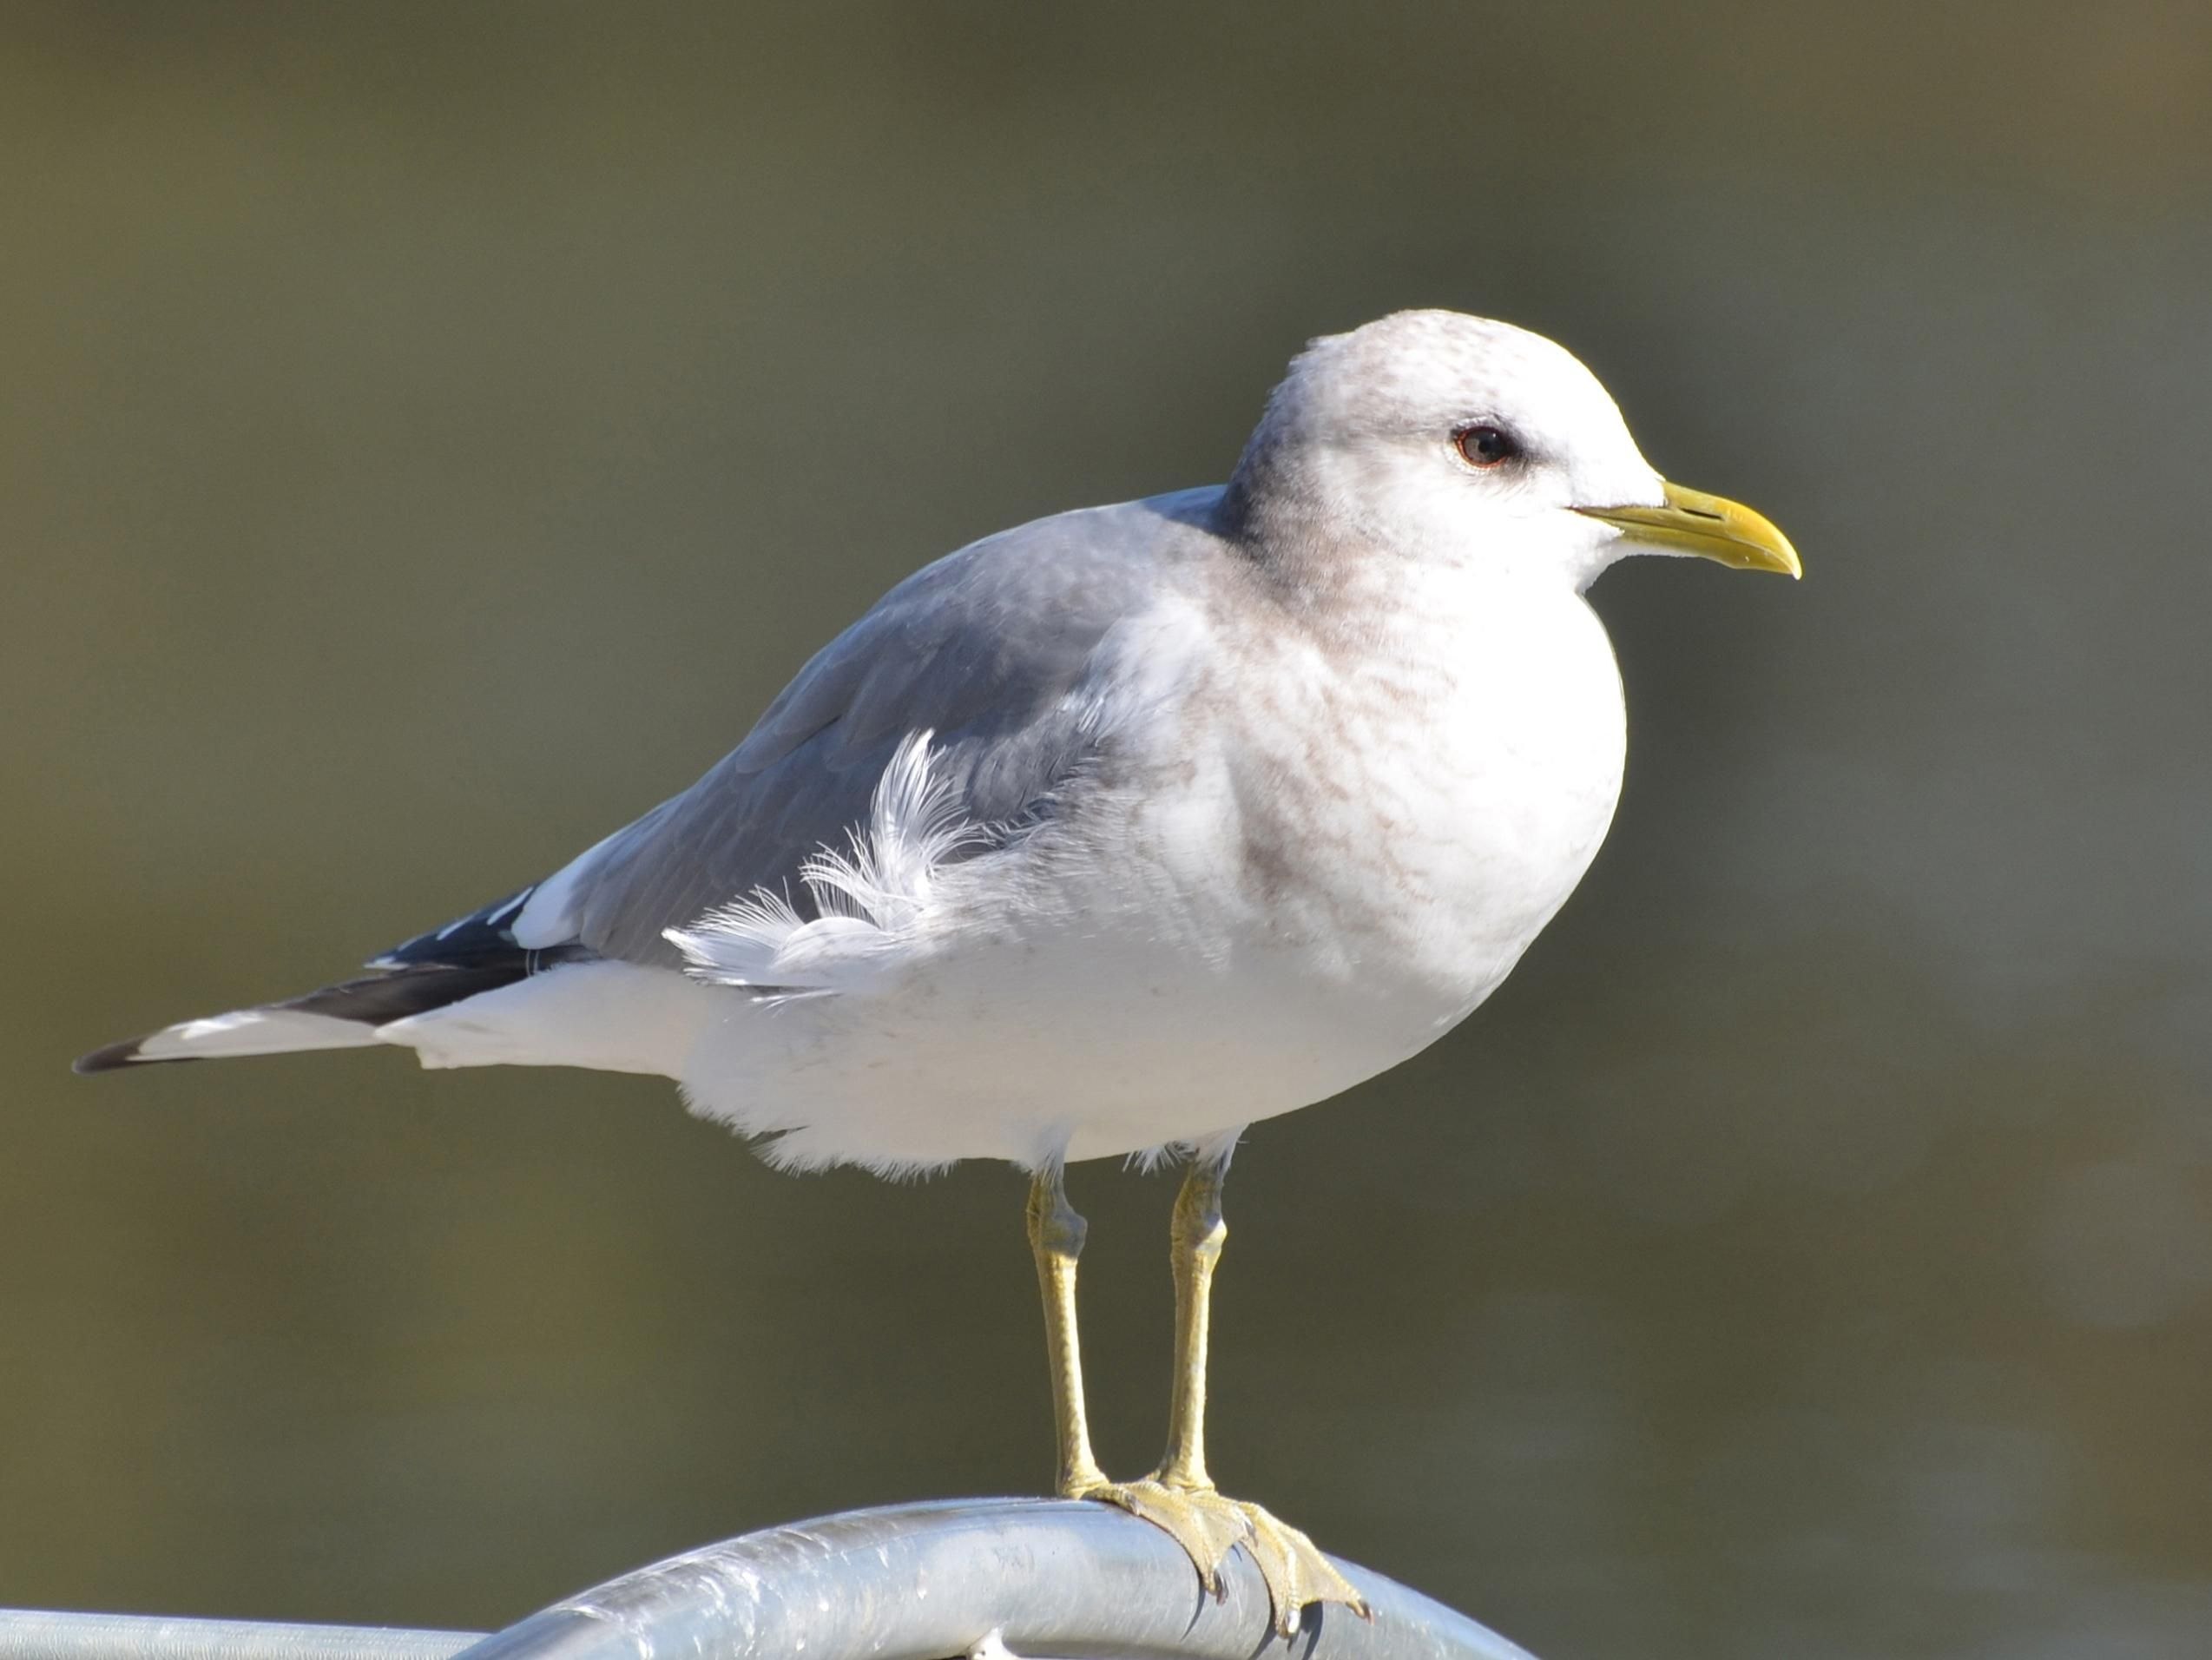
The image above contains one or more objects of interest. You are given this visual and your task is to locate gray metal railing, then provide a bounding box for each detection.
[0,1613,475,1660]
[3,1499,1537,1660]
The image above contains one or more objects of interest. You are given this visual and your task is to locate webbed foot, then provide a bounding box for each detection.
[1077,1477,1367,1636]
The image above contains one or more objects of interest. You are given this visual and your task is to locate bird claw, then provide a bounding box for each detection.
[1078,1479,1369,1637]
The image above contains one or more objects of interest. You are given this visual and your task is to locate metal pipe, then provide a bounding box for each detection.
[2,1499,1539,1660]
[455,1498,1537,1660]
[0,1611,478,1660]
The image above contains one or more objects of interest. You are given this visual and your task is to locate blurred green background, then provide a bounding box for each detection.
[5,5,2209,1657]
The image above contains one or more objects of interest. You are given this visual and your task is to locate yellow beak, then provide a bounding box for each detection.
[1577,481,1802,578]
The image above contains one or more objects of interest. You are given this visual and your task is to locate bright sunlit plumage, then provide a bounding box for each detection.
[79,310,1798,1632]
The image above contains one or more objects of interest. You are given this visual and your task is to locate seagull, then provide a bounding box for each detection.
[77,310,1799,1632]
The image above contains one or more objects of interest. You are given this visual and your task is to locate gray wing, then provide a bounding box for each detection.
[495,487,1227,967]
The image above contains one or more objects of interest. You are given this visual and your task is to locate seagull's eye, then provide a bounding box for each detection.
[1453,424,1521,469]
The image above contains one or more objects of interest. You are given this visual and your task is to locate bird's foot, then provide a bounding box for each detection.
[1075,1476,1369,1636]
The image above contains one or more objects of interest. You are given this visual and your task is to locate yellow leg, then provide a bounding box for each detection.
[1026,1167,1109,1495]
[1158,1158,1227,1486]
[1031,1156,1368,1635]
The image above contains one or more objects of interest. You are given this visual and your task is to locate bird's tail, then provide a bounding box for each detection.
[73,961,548,1074]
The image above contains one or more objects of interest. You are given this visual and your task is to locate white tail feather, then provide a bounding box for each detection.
[134,1008,383,1063]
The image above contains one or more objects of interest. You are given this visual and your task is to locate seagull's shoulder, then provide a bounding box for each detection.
[735,484,1236,761]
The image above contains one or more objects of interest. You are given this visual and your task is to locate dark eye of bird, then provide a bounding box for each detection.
[1453,424,1519,468]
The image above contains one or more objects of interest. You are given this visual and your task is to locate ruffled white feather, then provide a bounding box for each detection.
[665,730,987,997]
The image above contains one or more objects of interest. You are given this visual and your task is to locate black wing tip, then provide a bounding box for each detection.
[372,884,537,971]
[74,1038,166,1075]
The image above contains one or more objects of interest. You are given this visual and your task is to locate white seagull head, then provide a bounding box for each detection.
[1228,308,1801,590]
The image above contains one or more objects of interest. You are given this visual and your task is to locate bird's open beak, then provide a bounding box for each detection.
[1577,481,1802,578]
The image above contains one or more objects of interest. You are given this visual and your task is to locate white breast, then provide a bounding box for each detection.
[1155,564,1626,1020]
